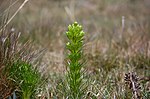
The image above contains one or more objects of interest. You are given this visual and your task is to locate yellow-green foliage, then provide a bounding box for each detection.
[65,22,85,99]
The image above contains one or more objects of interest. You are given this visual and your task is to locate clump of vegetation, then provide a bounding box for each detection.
[8,60,43,99]
[0,28,44,99]
[0,7,44,99]
[0,29,21,98]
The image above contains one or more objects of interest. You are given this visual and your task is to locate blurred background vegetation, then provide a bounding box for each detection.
[1,0,149,72]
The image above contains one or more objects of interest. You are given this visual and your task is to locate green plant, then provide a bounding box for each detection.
[8,60,42,99]
[65,22,85,98]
